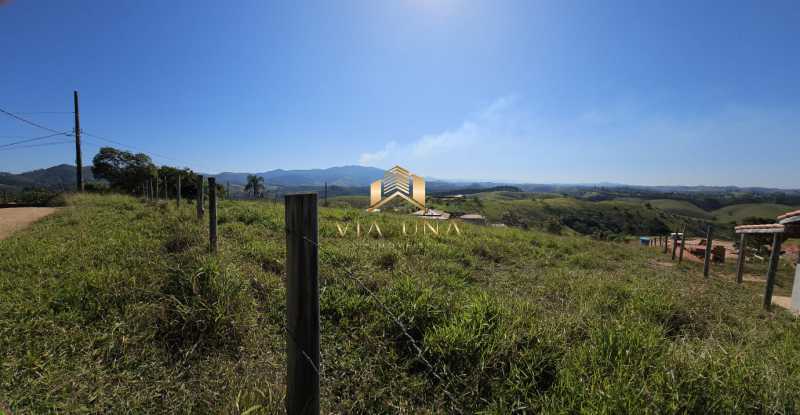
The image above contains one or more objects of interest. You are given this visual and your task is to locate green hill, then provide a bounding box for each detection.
[712,203,798,223]
[2,194,799,413]
[429,192,703,238]
[645,199,714,220]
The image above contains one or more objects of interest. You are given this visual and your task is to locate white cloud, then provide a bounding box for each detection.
[356,96,520,174]
[411,96,517,158]
[358,141,397,166]
[412,121,479,157]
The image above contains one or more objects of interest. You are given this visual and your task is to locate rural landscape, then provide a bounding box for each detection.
[3,1,800,414]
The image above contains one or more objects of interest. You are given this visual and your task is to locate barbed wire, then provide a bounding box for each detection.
[296,231,464,413]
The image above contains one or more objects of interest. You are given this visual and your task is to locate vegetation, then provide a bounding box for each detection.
[2,194,800,413]
[92,147,221,199]
[427,191,701,239]
[244,174,266,198]
[91,147,157,193]
[712,203,799,223]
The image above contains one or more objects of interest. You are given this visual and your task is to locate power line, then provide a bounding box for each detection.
[82,131,184,163]
[0,140,74,152]
[0,107,66,134]
[0,131,72,149]
[10,111,74,115]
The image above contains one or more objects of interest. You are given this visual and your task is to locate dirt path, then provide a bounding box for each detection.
[0,207,58,240]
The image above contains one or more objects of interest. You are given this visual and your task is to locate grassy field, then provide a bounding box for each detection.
[427,192,709,239]
[645,199,715,220]
[2,194,800,413]
[712,203,798,223]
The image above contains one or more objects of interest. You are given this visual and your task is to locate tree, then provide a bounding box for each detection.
[244,175,265,198]
[91,147,155,193]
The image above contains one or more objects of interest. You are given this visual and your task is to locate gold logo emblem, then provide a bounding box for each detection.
[367,165,425,212]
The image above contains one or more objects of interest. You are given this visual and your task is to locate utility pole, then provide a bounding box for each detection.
[73,91,83,192]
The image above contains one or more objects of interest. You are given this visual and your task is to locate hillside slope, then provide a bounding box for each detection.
[0,164,94,190]
[1,195,799,413]
[712,203,799,223]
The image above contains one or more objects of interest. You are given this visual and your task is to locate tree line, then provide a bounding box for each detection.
[91,147,223,199]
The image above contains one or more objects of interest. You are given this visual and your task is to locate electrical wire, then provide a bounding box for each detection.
[0,140,74,152]
[82,131,184,163]
[0,107,66,134]
[0,131,72,149]
[10,111,74,115]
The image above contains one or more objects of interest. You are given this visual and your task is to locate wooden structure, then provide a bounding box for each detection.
[735,210,800,311]
[778,210,800,313]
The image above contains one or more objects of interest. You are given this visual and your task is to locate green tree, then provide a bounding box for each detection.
[91,147,156,193]
[244,175,265,198]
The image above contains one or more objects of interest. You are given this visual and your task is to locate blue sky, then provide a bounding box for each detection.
[1,0,799,187]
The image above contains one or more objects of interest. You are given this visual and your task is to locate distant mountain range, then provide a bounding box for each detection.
[2,164,799,195]
[0,164,94,191]
[210,165,385,187]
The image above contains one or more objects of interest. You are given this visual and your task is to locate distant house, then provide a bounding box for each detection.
[411,208,450,220]
[459,213,486,224]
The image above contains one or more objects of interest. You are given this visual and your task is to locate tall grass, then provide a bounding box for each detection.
[1,194,799,413]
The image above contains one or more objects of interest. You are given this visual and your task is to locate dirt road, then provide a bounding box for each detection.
[0,207,58,240]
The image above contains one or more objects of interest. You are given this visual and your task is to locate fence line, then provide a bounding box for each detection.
[296,231,464,414]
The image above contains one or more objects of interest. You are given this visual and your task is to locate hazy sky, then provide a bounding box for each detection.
[2,0,799,187]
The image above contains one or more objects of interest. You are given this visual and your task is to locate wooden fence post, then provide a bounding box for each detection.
[671,232,677,260]
[177,175,181,207]
[678,226,686,263]
[156,176,160,201]
[197,175,204,219]
[735,233,746,284]
[663,234,669,254]
[703,224,713,278]
[285,193,320,415]
[208,178,217,253]
[763,233,783,310]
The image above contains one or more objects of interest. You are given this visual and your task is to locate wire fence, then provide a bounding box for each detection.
[298,232,464,413]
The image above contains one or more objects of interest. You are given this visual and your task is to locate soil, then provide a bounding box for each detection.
[0,207,58,240]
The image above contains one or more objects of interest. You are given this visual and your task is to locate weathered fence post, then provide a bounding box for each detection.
[226,181,230,200]
[285,193,320,415]
[196,175,204,219]
[663,234,669,254]
[156,175,160,201]
[177,175,181,207]
[678,226,686,263]
[703,224,713,278]
[763,233,783,310]
[671,231,677,260]
[208,178,217,253]
[791,254,800,312]
[735,233,746,284]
